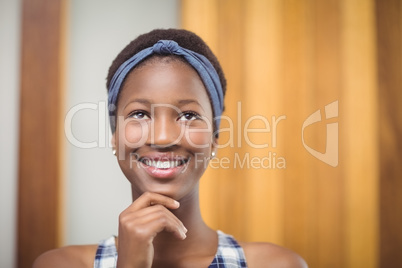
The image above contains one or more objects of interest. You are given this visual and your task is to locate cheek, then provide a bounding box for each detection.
[119,121,149,148]
[184,129,213,150]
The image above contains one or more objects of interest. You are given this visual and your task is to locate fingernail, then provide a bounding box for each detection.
[174,200,180,207]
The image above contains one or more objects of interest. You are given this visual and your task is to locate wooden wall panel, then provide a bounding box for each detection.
[341,0,379,267]
[242,0,285,245]
[313,1,344,266]
[376,0,402,267]
[17,0,67,267]
[182,0,382,267]
[281,0,318,263]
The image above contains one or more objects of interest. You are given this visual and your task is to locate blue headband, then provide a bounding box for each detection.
[108,40,224,133]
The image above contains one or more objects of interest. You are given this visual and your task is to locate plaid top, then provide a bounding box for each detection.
[94,230,247,268]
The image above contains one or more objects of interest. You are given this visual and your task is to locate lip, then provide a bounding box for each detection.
[136,153,189,179]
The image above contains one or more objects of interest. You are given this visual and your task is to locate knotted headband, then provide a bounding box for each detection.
[108,40,224,133]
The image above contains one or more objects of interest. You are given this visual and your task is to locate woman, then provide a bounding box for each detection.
[34,29,307,268]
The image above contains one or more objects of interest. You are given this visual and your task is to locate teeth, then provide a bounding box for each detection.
[142,159,184,169]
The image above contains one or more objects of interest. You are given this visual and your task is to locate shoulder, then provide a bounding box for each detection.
[33,244,98,268]
[239,241,308,268]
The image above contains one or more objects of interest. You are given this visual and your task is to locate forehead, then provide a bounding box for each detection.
[136,54,188,69]
[117,59,213,112]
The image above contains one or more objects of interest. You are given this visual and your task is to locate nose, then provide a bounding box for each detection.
[149,116,182,148]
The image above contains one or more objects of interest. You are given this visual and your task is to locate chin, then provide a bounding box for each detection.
[133,182,190,200]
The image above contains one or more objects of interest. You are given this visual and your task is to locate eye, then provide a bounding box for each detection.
[128,110,150,120]
[178,111,201,121]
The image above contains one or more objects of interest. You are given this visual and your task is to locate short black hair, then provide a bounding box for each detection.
[106,28,227,113]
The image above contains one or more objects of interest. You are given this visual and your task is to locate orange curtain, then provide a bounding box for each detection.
[181,0,380,267]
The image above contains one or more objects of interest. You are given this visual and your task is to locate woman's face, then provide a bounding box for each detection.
[113,59,215,200]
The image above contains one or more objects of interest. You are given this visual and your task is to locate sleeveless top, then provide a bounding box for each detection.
[94,230,248,268]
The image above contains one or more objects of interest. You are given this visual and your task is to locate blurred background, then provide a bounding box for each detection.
[1,0,401,267]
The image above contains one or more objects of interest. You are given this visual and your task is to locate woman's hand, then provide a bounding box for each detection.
[116,192,187,268]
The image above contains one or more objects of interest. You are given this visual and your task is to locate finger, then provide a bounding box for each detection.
[131,192,180,211]
[134,209,187,240]
[119,206,187,241]
[120,204,187,234]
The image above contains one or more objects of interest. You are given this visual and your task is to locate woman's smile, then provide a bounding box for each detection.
[135,152,191,179]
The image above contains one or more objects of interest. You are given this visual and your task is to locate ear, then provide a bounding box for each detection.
[111,132,116,149]
[211,136,218,156]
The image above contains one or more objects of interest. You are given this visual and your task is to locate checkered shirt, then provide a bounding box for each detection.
[94,230,247,267]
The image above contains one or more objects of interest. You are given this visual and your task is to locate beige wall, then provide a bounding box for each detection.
[0,0,21,267]
[65,0,179,245]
